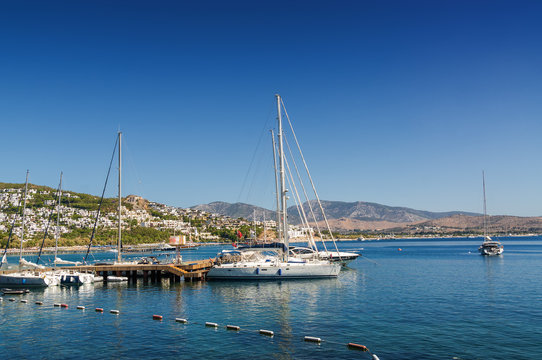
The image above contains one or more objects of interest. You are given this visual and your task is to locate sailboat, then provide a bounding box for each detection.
[478,171,503,256]
[207,95,341,279]
[0,171,58,287]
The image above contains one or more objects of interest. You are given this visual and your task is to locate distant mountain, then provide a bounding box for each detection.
[191,200,480,224]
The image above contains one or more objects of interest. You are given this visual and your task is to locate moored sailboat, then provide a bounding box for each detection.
[478,171,503,256]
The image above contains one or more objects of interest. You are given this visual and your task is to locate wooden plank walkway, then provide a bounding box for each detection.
[0,259,215,282]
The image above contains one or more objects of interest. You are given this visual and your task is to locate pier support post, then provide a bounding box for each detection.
[143,270,149,283]
[103,271,108,283]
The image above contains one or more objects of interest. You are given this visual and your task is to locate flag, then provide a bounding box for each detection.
[237,230,242,239]
[232,242,237,248]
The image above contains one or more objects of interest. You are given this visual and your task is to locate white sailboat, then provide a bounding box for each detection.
[208,95,340,279]
[478,171,503,256]
[0,171,58,287]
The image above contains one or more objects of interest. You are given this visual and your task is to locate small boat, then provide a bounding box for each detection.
[478,172,503,256]
[107,276,128,282]
[289,246,360,264]
[1,288,30,295]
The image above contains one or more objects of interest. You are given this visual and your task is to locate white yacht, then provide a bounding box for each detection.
[289,246,360,265]
[208,95,340,280]
[478,172,503,256]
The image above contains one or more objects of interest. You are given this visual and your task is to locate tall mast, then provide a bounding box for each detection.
[482,170,487,239]
[276,94,289,259]
[271,130,281,244]
[54,172,63,268]
[117,131,122,263]
[19,170,29,263]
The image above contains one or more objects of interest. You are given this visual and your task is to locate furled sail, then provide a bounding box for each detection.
[54,257,82,266]
[19,258,46,269]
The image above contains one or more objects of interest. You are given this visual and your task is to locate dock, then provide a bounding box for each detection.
[0,259,214,282]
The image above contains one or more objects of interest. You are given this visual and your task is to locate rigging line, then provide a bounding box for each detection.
[36,180,61,265]
[282,142,318,251]
[0,202,23,269]
[281,98,342,258]
[284,136,325,252]
[236,100,276,203]
[84,135,118,264]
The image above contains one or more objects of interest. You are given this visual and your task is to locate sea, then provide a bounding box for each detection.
[1,236,541,360]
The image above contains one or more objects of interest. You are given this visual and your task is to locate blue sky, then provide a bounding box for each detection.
[1,1,541,216]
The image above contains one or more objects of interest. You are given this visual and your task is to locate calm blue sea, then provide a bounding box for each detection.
[1,237,542,360]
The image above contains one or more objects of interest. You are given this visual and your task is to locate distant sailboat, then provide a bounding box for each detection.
[478,171,503,256]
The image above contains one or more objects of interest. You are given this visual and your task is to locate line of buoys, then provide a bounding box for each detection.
[21,299,28,303]
[152,315,163,320]
[205,322,218,327]
[259,329,274,336]
[110,309,120,315]
[175,318,188,323]
[35,301,43,305]
[61,304,68,308]
[304,336,321,343]
[95,308,104,312]
[77,306,85,310]
[226,325,240,331]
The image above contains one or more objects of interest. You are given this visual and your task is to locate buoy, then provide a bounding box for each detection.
[53,303,61,307]
[347,343,369,351]
[110,310,120,314]
[259,329,274,336]
[77,306,85,310]
[21,299,28,303]
[153,315,163,320]
[304,336,321,343]
[175,318,188,323]
[372,355,380,360]
[398,248,402,251]
[0,297,3,301]
[9,298,15,302]
[95,308,104,312]
[35,301,43,305]
[61,304,68,308]
[226,325,240,331]
[205,322,218,327]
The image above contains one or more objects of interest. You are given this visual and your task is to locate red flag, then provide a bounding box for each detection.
[232,242,237,248]
[237,230,243,239]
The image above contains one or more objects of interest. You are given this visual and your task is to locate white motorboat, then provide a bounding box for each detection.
[0,271,58,287]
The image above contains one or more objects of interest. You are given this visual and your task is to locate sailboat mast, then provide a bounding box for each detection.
[271,129,282,244]
[19,170,29,262]
[54,172,63,268]
[482,170,487,238]
[276,94,289,259]
[117,131,122,263]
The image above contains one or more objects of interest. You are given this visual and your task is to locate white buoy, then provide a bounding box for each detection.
[259,329,274,336]
[175,318,188,323]
[35,301,43,305]
[372,355,380,360]
[226,325,240,331]
[110,309,120,314]
[53,303,61,307]
[9,298,15,302]
[205,322,218,327]
[77,306,85,310]
[21,299,28,303]
[304,336,321,343]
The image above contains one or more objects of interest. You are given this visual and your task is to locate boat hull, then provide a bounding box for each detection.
[207,262,341,280]
[0,273,52,287]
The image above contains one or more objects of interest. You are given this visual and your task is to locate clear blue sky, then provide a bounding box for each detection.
[1,0,541,216]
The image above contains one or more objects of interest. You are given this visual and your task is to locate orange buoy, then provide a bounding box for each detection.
[398,248,402,251]
[61,304,68,308]
[95,308,104,312]
[347,343,369,351]
[153,315,163,320]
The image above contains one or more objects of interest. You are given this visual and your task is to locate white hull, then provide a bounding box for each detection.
[208,261,340,280]
[479,243,504,256]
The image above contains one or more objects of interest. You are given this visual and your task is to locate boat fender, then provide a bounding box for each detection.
[226,325,240,331]
[304,336,321,343]
[205,322,218,327]
[153,315,163,321]
[77,306,85,310]
[110,310,120,315]
[175,318,188,323]
[259,329,274,336]
[278,269,282,276]
[95,308,104,312]
[256,268,260,275]
[347,343,368,351]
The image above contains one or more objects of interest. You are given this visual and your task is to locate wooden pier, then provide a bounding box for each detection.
[0,259,214,282]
